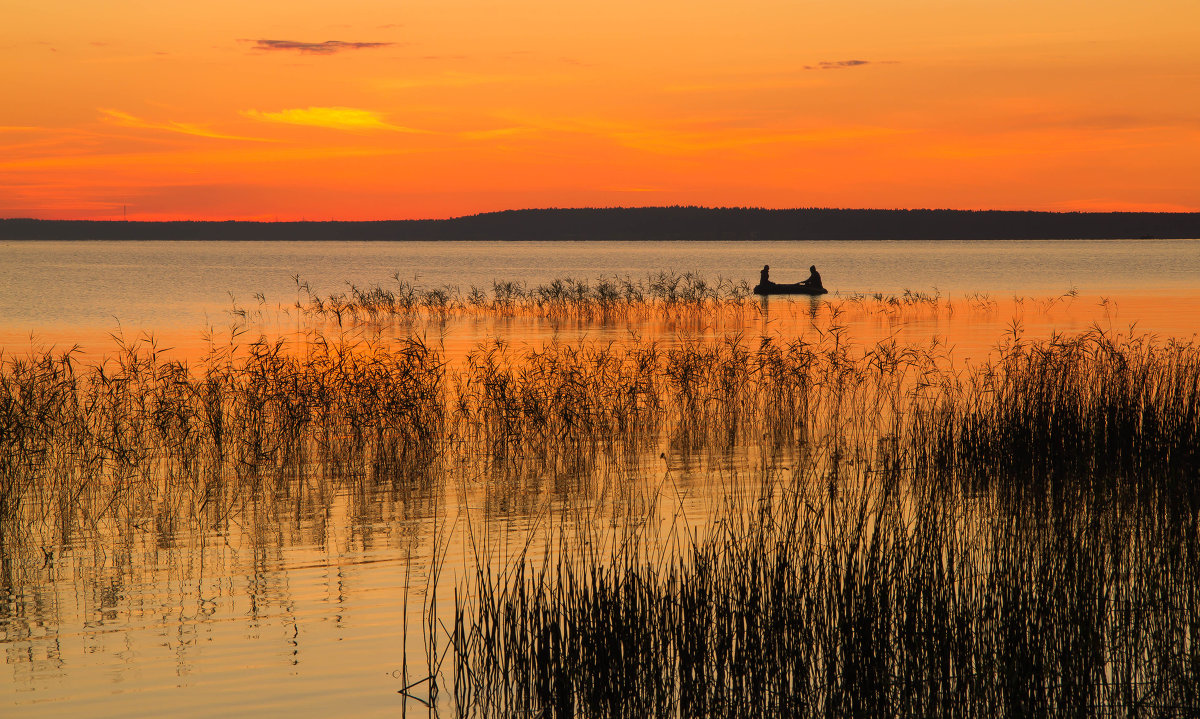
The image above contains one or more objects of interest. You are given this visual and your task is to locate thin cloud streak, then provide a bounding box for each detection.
[804,60,895,70]
[251,39,393,55]
[0,144,412,172]
[240,107,429,134]
[99,109,273,142]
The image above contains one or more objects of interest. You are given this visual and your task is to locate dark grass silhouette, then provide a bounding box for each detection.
[1,286,1198,716]
[437,329,1200,717]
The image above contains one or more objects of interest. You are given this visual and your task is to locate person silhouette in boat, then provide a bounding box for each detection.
[801,265,823,289]
[760,264,772,287]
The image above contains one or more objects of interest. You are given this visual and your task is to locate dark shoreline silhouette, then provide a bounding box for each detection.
[3,206,1200,242]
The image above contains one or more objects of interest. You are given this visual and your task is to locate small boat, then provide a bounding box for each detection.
[753,282,828,296]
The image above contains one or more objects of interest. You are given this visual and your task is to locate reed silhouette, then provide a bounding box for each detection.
[1,280,1197,716]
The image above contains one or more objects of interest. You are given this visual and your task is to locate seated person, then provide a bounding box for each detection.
[801,265,822,288]
[760,264,772,287]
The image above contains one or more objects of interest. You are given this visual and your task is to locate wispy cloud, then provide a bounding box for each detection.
[0,144,411,172]
[250,39,393,55]
[240,106,427,133]
[804,60,889,70]
[99,109,271,141]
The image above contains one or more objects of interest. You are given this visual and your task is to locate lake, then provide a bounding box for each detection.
[3,238,1200,344]
[2,238,1199,717]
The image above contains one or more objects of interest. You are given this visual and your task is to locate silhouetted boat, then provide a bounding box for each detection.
[753,282,828,296]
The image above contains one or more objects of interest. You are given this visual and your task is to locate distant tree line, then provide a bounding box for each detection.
[3,207,1199,242]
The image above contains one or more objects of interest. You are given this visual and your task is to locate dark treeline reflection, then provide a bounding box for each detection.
[2,290,1199,715]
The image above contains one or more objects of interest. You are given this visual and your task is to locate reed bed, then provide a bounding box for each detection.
[1,303,946,558]
[295,272,756,324]
[1,291,1198,716]
[926,331,1200,510]
[442,462,1199,717]
[430,326,1200,717]
[0,329,448,563]
[286,272,970,329]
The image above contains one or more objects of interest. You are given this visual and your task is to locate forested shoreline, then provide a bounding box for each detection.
[4,206,1200,242]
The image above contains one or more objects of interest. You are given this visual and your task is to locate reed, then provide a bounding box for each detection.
[0,328,448,560]
[294,272,757,324]
[289,273,980,328]
[2,289,1197,716]
[3,316,1194,547]
[435,326,1200,715]
[443,460,1200,717]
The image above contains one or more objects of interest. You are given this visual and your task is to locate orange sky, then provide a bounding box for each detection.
[2,0,1198,219]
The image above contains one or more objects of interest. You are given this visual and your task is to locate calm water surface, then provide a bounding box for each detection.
[2,238,1199,344]
[3,238,1200,717]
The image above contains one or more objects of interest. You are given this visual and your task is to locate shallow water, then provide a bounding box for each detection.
[2,238,1199,352]
[3,238,1200,717]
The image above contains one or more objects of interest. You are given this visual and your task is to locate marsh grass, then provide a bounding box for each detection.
[0,328,447,566]
[296,272,756,324]
[286,273,993,339]
[1,285,1197,716]
[430,342,1199,715]
[438,327,1198,717]
[443,462,1200,717]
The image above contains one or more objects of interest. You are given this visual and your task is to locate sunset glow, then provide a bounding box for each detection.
[3,0,1198,219]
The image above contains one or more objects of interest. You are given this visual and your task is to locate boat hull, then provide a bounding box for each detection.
[753,282,828,296]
